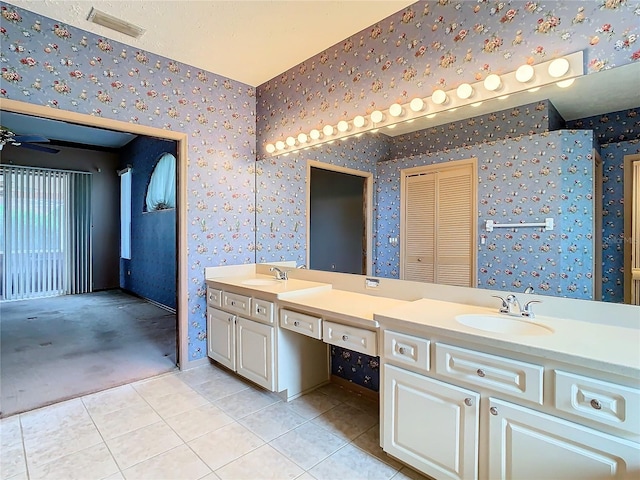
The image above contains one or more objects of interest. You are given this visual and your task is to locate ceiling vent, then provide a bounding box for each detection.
[87,7,145,38]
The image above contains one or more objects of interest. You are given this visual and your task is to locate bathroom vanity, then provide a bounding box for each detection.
[205,265,640,480]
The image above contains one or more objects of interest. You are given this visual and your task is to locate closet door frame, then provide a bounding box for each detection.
[400,158,477,287]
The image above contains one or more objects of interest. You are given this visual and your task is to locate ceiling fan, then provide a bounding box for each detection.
[0,126,60,154]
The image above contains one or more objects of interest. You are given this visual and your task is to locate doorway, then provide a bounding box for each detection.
[307,161,372,275]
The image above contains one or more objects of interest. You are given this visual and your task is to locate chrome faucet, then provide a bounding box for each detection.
[492,294,541,318]
[269,266,288,280]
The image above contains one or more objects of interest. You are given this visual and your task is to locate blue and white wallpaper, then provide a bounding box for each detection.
[1,2,256,361]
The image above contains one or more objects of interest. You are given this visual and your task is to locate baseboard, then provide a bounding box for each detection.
[330,375,379,402]
[180,356,211,371]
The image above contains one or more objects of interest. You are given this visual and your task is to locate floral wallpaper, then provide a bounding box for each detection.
[568,107,640,302]
[256,0,640,154]
[0,3,256,361]
[331,346,379,392]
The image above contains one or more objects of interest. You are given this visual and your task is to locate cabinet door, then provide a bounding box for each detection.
[383,364,479,480]
[236,316,275,391]
[487,397,640,480]
[207,308,236,371]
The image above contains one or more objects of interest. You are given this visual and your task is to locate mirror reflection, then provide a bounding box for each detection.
[255,65,640,305]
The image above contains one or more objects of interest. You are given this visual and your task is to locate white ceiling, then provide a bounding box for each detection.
[5,0,415,87]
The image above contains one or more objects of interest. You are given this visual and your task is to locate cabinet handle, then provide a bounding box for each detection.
[293,321,300,327]
[476,368,486,377]
[489,406,499,416]
[342,335,349,341]
[590,399,602,410]
[464,397,473,407]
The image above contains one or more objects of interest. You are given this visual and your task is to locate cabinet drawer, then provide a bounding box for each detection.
[323,321,377,356]
[280,309,322,340]
[222,291,251,316]
[207,287,222,308]
[383,330,430,374]
[251,298,274,324]
[554,370,640,437]
[435,343,543,404]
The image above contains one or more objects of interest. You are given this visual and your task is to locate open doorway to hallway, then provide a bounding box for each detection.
[0,109,181,417]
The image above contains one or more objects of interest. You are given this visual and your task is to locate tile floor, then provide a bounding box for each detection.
[0,363,430,480]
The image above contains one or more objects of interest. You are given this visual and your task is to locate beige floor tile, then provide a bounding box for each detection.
[20,398,92,438]
[106,421,183,470]
[316,383,363,403]
[27,442,118,480]
[391,466,433,480]
[342,394,380,418]
[352,425,403,469]
[0,416,26,480]
[188,422,263,471]
[311,403,378,441]
[294,474,316,480]
[22,411,102,468]
[239,402,307,442]
[0,416,22,448]
[132,373,193,400]
[176,364,232,387]
[164,404,234,442]
[284,390,342,420]
[82,385,148,417]
[194,375,251,402]
[103,473,125,480]
[213,387,280,419]
[90,403,162,440]
[215,444,303,480]
[121,444,211,480]
[144,389,209,418]
[198,473,221,480]
[269,422,346,470]
[308,444,399,480]
[3,472,28,480]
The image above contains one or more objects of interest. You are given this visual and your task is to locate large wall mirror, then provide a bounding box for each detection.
[256,62,640,305]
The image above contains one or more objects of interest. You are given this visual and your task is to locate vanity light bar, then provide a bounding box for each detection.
[263,51,584,156]
[485,218,554,232]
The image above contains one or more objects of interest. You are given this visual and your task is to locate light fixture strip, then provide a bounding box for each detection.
[264,51,583,156]
[87,7,145,38]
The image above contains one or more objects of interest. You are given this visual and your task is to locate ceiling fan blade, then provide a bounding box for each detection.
[18,143,60,154]
[13,134,50,143]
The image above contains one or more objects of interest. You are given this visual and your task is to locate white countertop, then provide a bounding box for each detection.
[374,298,640,378]
[277,289,408,329]
[206,274,331,300]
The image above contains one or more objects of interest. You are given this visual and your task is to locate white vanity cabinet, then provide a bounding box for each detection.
[380,328,640,480]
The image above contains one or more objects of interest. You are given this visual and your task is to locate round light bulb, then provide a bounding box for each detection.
[309,129,321,140]
[353,115,366,128]
[265,143,276,154]
[409,98,425,112]
[389,103,403,117]
[275,140,286,151]
[431,89,448,105]
[371,110,384,123]
[337,120,349,132]
[515,64,535,83]
[556,78,575,88]
[322,124,334,136]
[285,136,296,147]
[297,133,308,144]
[548,58,570,78]
[484,74,502,92]
[456,83,473,100]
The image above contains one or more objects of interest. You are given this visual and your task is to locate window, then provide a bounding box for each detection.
[120,168,131,260]
[145,152,176,211]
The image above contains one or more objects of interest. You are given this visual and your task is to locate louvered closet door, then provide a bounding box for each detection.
[404,174,435,282]
[631,159,640,305]
[436,167,473,287]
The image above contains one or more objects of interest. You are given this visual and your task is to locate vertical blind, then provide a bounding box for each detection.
[0,165,92,301]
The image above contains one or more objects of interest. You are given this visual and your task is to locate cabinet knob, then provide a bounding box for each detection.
[257,307,264,314]
[417,258,422,262]
[489,406,499,416]
[464,397,473,407]
[230,301,236,306]
[476,368,486,377]
[590,398,602,410]
[342,335,349,341]
[398,347,406,355]
[293,321,300,327]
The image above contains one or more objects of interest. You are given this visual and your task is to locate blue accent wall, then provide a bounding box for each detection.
[119,136,177,310]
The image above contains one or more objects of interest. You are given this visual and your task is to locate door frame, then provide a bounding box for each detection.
[1,98,189,368]
[623,153,640,304]
[306,160,373,276]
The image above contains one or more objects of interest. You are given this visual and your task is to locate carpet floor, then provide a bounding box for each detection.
[0,290,177,418]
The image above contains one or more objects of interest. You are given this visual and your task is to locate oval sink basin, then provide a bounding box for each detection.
[455,314,553,336]
[241,278,280,286]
